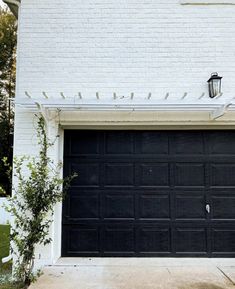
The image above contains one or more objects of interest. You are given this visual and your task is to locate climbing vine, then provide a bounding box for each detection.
[5,115,77,287]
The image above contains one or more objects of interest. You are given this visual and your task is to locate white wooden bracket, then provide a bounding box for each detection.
[35,102,52,125]
[210,101,233,120]
[34,102,61,142]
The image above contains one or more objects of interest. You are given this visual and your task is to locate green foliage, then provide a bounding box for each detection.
[0,225,10,261]
[5,116,77,287]
[0,7,16,97]
[0,157,12,197]
[0,225,11,272]
[0,7,17,196]
[0,283,22,289]
[0,225,12,289]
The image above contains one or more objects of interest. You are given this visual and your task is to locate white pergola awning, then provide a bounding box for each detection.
[15,91,235,120]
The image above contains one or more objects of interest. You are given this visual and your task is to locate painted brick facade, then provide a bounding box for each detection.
[13,0,235,266]
[16,0,235,99]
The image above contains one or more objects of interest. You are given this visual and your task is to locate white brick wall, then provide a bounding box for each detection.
[16,0,235,99]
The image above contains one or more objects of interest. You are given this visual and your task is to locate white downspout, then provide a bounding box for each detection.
[2,255,12,264]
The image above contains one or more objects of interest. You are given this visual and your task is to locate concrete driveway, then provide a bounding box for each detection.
[29,258,235,289]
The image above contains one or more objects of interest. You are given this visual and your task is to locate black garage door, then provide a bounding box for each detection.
[62,130,235,257]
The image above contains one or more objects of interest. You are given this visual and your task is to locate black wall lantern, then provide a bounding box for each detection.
[207,72,222,98]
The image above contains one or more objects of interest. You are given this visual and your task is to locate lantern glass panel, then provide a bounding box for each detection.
[212,78,220,97]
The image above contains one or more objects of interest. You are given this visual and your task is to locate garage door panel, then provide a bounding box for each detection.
[68,193,100,220]
[138,226,171,253]
[174,227,207,254]
[103,192,135,219]
[175,163,205,187]
[138,132,169,154]
[175,192,206,220]
[211,195,235,220]
[103,226,135,254]
[68,131,100,156]
[211,164,235,187]
[139,163,169,187]
[63,225,100,255]
[139,194,170,219]
[212,228,235,254]
[208,132,235,155]
[105,131,134,154]
[104,163,134,186]
[171,132,204,155]
[68,163,100,187]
